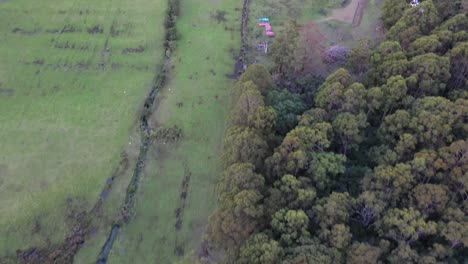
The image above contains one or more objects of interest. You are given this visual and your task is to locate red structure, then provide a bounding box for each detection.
[258,20,275,37]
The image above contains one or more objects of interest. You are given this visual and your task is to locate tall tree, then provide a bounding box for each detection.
[265,122,332,179]
[448,42,468,89]
[346,242,382,264]
[348,38,372,74]
[239,64,275,95]
[268,175,317,211]
[387,0,441,47]
[238,233,283,264]
[332,112,368,154]
[271,209,310,246]
[313,192,354,229]
[270,21,300,78]
[266,89,307,135]
[407,53,450,97]
[222,126,269,168]
[408,35,442,57]
[364,163,415,206]
[369,41,409,85]
[411,183,449,215]
[307,152,346,191]
[207,163,266,253]
[231,81,265,127]
[379,207,437,244]
[382,0,410,29]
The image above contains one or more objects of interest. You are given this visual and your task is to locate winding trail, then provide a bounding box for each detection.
[316,0,368,27]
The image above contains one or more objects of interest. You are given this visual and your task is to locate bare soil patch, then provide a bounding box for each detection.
[317,0,368,27]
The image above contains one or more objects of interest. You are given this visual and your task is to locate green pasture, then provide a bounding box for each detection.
[0,0,166,257]
[104,0,241,263]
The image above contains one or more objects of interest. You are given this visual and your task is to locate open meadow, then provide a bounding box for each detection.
[102,0,242,262]
[0,0,167,258]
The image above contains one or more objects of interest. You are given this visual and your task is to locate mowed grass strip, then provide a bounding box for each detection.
[0,0,166,256]
[106,0,241,263]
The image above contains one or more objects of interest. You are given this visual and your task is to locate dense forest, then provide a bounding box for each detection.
[206,0,467,263]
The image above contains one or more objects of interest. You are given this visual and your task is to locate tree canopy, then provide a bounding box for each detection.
[207,4,468,262]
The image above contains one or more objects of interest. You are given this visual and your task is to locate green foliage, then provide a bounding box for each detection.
[332,112,368,154]
[266,89,307,135]
[238,233,283,264]
[387,243,420,263]
[348,39,372,74]
[365,163,415,206]
[411,184,449,215]
[239,64,275,95]
[346,242,382,264]
[408,35,442,57]
[209,3,468,262]
[437,13,468,32]
[265,123,332,179]
[231,81,265,127]
[323,223,352,249]
[307,152,346,191]
[271,209,310,246]
[269,175,317,210]
[217,163,265,208]
[270,21,300,78]
[387,0,441,45]
[369,41,409,85]
[448,42,468,89]
[432,0,464,20]
[315,68,368,115]
[379,207,437,243]
[207,163,266,252]
[282,238,342,264]
[408,53,450,97]
[381,0,409,29]
[222,126,269,168]
[439,208,468,248]
[313,192,354,229]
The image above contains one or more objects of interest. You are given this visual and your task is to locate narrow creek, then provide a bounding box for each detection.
[96,0,251,261]
[94,1,174,262]
[95,75,162,263]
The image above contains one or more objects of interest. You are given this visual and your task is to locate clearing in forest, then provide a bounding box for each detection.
[248,0,384,76]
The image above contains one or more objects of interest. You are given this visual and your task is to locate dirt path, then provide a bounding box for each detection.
[317,0,368,26]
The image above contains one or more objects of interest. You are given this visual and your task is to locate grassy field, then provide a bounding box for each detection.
[99,0,242,262]
[0,0,167,257]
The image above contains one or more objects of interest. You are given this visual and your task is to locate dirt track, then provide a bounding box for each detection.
[317,0,368,26]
